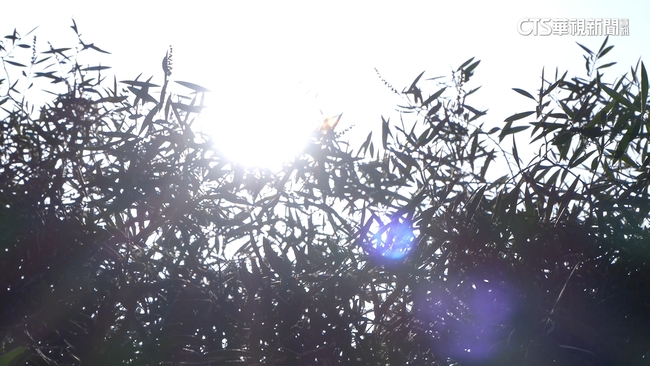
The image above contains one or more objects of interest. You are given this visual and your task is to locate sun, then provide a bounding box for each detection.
[196,72,323,171]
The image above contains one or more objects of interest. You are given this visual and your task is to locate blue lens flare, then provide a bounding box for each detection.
[368,216,415,260]
[413,279,516,362]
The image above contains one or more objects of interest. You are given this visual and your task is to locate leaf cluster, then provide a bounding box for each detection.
[0,24,649,366]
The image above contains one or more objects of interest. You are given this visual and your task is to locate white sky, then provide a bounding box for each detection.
[2,1,649,168]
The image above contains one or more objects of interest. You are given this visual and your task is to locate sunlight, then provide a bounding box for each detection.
[196,70,322,170]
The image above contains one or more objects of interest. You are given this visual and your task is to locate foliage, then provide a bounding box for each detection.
[0,22,649,365]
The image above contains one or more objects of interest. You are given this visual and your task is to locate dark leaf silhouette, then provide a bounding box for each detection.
[175,80,211,93]
[0,23,649,366]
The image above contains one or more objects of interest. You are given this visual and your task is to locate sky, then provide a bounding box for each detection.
[2,1,649,168]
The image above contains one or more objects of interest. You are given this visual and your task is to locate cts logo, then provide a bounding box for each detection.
[518,18,553,36]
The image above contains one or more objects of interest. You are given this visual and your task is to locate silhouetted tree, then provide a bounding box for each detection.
[0,22,648,365]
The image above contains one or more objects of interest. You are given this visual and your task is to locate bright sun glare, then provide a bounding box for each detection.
[197,69,323,170]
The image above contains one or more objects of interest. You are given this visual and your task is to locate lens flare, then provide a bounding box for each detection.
[367,215,415,260]
[413,278,517,363]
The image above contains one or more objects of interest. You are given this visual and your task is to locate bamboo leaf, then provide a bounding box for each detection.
[421,87,446,107]
[465,86,481,97]
[70,18,78,34]
[4,60,26,67]
[613,120,639,162]
[597,36,610,57]
[121,80,160,88]
[557,178,580,220]
[576,42,593,56]
[358,131,373,157]
[499,125,529,141]
[83,65,111,71]
[504,111,535,123]
[513,88,536,101]
[641,62,648,113]
[599,77,638,112]
[42,47,71,54]
[175,80,211,93]
[457,57,475,71]
[465,185,487,224]
[172,102,202,113]
[597,61,617,70]
[512,134,521,169]
[381,116,391,150]
[408,71,425,91]
[465,60,481,75]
